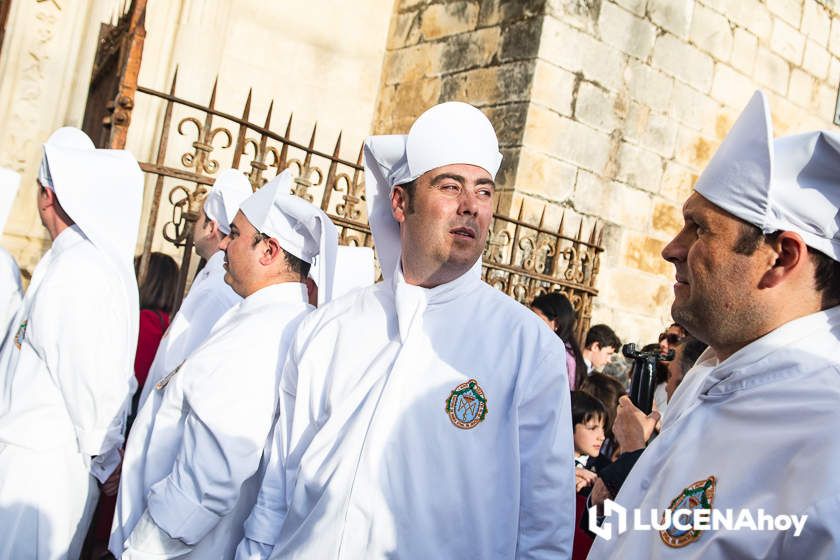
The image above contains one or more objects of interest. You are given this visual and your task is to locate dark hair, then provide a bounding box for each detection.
[585,324,621,351]
[134,253,179,314]
[571,390,607,427]
[281,248,311,279]
[734,224,840,306]
[579,373,626,437]
[396,179,417,213]
[531,292,587,388]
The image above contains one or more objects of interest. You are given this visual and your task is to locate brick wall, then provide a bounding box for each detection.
[372,0,840,345]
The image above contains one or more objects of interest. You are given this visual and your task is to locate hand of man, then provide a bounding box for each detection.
[590,478,612,509]
[613,396,660,453]
[575,467,598,492]
[101,448,124,496]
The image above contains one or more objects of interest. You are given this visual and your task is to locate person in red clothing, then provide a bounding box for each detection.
[84,252,179,559]
[131,253,180,395]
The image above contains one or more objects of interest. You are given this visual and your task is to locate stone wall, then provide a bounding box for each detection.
[372,0,840,345]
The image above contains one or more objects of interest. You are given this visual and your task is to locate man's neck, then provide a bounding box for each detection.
[240,275,304,299]
[400,258,473,288]
[46,219,71,241]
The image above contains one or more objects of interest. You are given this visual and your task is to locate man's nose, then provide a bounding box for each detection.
[662,232,687,263]
[458,189,479,216]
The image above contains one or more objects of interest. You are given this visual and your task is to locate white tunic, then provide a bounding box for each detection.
[239,266,574,559]
[0,247,22,345]
[0,226,137,559]
[588,305,840,559]
[111,282,311,559]
[136,250,241,409]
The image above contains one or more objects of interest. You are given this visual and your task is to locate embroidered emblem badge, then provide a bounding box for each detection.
[14,320,27,350]
[660,475,717,548]
[445,379,488,429]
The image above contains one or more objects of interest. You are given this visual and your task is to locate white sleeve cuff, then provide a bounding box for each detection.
[147,477,221,546]
[91,445,122,483]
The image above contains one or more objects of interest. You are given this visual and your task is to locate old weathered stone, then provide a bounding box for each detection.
[771,18,806,64]
[648,0,695,39]
[623,232,670,276]
[530,59,577,116]
[498,16,544,62]
[440,27,502,74]
[598,1,656,60]
[731,28,759,75]
[652,34,714,92]
[690,3,733,61]
[420,1,480,40]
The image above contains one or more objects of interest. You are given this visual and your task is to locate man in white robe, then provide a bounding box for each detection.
[0,128,142,559]
[588,91,840,558]
[0,168,23,343]
[110,170,338,559]
[135,168,252,409]
[237,102,574,559]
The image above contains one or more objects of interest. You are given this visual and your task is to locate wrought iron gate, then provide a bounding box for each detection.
[82,3,604,342]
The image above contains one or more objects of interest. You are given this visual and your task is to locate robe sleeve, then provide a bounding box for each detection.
[30,271,131,460]
[238,353,300,556]
[142,353,278,546]
[773,493,840,558]
[514,347,575,559]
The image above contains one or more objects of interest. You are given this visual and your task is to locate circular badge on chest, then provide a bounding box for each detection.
[445,379,488,429]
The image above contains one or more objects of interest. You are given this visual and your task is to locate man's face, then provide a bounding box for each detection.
[588,343,615,369]
[194,207,222,261]
[393,164,494,285]
[662,193,770,347]
[218,211,264,297]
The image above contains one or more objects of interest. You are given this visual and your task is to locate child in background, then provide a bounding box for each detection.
[571,390,608,560]
[572,391,607,473]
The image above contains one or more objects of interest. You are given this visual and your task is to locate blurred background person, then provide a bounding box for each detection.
[530,291,587,389]
[582,324,621,373]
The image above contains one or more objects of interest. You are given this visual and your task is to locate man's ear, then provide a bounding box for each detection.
[758,231,806,289]
[391,186,408,223]
[40,185,56,208]
[260,237,282,266]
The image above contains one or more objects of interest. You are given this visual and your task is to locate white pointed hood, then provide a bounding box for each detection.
[239,170,339,304]
[695,91,840,261]
[203,169,252,235]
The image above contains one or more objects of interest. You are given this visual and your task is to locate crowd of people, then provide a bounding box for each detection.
[0,89,838,560]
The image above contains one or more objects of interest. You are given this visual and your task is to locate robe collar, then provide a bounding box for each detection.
[696,304,840,399]
[240,281,308,313]
[391,258,482,342]
[51,224,87,256]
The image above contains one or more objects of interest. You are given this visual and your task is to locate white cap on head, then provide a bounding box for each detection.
[0,168,21,233]
[363,101,502,280]
[203,169,252,235]
[695,90,840,262]
[239,169,339,304]
[37,127,143,268]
